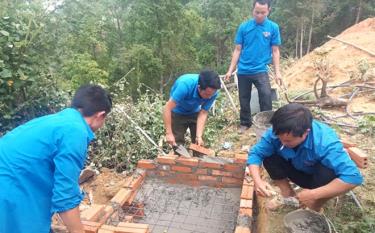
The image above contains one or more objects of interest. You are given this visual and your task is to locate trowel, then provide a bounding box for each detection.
[173,144,191,157]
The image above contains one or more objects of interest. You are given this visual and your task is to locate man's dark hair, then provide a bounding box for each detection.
[71,84,112,117]
[198,69,221,90]
[253,0,272,8]
[270,103,312,137]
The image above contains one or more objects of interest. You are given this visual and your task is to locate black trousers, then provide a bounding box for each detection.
[263,155,336,189]
[172,112,198,145]
[238,72,272,127]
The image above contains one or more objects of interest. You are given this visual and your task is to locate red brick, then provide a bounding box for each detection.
[98,229,114,233]
[189,144,215,156]
[241,185,254,200]
[212,169,232,177]
[198,175,218,182]
[83,221,102,233]
[123,175,144,191]
[137,160,156,169]
[222,177,242,185]
[232,171,245,179]
[240,199,253,208]
[223,164,244,172]
[341,139,356,148]
[195,168,208,175]
[98,206,115,224]
[80,204,105,221]
[199,161,222,169]
[176,173,198,180]
[110,188,132,206]
[234,153,248,164]
[347,147,368,168]
[171,165,192,173]
[100,224,149,233]
[243,177,253,186]
[157,171,172,176]
[157,155,177,165]
[235,226,251,233]
[176,157,199,167]
[239,207,253,217]
[125,190,138,205]
[117,222,149,229]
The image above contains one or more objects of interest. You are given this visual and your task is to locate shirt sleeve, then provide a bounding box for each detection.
[319,141,363,185]
[247,128,277,165]
[170,82,189,103]
[271,24,281,46]
[51,126,88,214]
[201,92,219,111]
[234,24,244,45]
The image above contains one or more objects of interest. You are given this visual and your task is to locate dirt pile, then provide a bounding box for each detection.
[283,17,375,93]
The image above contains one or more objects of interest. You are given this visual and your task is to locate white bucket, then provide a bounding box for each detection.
[253,110,274,142]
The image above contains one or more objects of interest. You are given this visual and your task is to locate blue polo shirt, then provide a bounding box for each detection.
[0,108,94,233]
[247,120,363,185]
[170,74,218,115]
[235,18,281,75]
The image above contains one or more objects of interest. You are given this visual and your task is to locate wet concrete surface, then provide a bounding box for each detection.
[126,178,241,233]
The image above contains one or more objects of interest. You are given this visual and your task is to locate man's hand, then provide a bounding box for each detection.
[166,133,176,146]
[254,179,273,197]
[296,189,317,209]
[224,71,232,82]
[195,136,204,146]
[274,71,283,87]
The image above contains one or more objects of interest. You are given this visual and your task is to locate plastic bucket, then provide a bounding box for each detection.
[283,209,331,233]
[253,110,274,142]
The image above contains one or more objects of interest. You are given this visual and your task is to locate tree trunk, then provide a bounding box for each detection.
[355,0,363,24]
[295,27,299,58]
[299,20,304,58]
[306,8,315,54]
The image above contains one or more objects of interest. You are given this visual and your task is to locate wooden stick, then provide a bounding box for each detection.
[327,35,375,57]
[219,76,239,115]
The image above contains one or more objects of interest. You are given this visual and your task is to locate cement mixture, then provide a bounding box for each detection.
[123,178,241,233]
[286,215,329,233]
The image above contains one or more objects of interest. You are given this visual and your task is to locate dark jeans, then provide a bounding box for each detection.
[238,72,272,127]
[172,112,198,145]
[263,155,336,189]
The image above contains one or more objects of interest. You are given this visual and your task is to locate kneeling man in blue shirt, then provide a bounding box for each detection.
[163,69,221,148]
[248,103,363,211]
[0,85,112,233]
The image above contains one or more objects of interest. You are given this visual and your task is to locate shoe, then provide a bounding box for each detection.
[238,125,250,134]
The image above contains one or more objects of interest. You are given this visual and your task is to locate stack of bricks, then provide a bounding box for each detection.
[51,170,151,233]
[137,153,248,188]
[234,176,254,233]
[342,139,369,169]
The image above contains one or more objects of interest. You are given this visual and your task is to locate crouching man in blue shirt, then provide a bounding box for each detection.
[163,69,221,149]
[248,103,363,211]
[0,85,112,233]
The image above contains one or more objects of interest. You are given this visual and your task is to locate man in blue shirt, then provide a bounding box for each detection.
[0,85,112,233]
[163,69,221,149]
[248,103,363,211]
[225,0,282,133]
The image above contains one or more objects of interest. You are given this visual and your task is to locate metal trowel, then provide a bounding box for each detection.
[173,144,191,157]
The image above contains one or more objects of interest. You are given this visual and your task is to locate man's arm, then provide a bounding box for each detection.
[297,178,356,207]
[59,207,84,233]
[163,99,177,146]
[272,45,282,86]
[195,110,209,146]
[225,45,242,81]
[249,164,272,197]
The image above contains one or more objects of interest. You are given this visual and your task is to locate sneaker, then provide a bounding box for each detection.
[238,125,250,134]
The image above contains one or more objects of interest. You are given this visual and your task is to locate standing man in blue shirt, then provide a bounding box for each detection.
[225,0,282,133]
[163,69,221,149]
[248,103,363,211]
[0,85,112,233]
